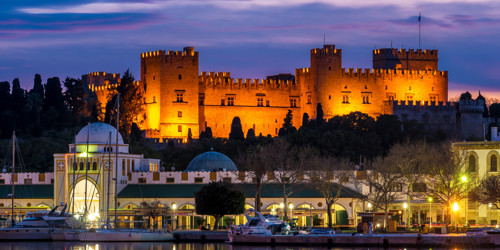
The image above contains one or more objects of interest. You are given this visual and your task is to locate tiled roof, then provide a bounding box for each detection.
[0,185,53,199]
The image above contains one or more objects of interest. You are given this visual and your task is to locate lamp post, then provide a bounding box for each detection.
[403,203,408,229]
[452,202,459,229]
[428,197,433,228]
[280,203,284,220]
[489,203,493,226]
[172,203,177,230]
[288,203,294,221]
[461,175,468,225]
[367,203,372,212]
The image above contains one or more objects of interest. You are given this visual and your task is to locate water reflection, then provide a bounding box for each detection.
[0,242,497,250]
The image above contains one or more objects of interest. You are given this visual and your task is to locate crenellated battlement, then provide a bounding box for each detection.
[374,48,438,57]
[141,47,198,64]
[389,100,456,110]
[311,44,341,57]
[340,68,448,79]
[199,75,294,90]
[459,99,485,113]
[141,50,166,59]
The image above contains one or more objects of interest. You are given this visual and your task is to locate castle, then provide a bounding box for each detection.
[84,45,449,140]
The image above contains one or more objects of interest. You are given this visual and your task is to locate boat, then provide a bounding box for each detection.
[486,229,500,245]
[0,204,80,241]
[229,209,290,236]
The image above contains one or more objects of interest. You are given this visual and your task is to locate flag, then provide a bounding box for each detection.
[418,13,421,22]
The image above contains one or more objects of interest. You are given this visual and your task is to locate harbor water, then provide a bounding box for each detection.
[0,242,499,250]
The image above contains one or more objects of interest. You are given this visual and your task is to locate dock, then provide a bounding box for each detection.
[173,230,228,242]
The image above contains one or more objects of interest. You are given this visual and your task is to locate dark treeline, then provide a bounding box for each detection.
[0,74,97,172]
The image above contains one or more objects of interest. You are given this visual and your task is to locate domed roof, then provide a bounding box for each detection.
[186,151,238,172]
[75,122,124,144]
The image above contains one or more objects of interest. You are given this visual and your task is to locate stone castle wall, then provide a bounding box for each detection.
[85,45,449,140]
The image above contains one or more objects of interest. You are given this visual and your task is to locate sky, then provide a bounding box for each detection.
[1,0,500,100]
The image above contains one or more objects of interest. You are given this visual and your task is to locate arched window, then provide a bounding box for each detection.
[86,162,90,171]
[79,162,84,171]
[92,162,97,171]
[468,155,477,172]
[491,155,498,172]
[73,163,77,171]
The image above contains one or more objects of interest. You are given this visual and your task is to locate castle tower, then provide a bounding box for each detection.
[141,47,199,140]
[459,97,488,140]
[373,48,438,71]
[305,44,342,118]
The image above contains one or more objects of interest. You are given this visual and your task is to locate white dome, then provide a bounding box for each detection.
[75,122,124,145]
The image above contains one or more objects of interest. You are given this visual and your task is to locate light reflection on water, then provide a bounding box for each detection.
[0,242,497,250]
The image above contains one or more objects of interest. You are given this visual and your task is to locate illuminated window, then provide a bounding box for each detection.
[227,96,234,106]
[342,94,349,104]
[290,98,297,107]
[307,94,311,104]
[257,98,263,107]
[176,93,183,102]
[178,125,182,133]
[178,111,182,117]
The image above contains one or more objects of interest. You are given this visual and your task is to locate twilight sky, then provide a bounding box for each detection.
[1,0,500,99]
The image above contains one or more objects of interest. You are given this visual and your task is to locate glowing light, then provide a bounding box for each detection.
[367,203,372,208]
[172,203,177,210]
[452,202,459,212]
[428,197,433,202]
[79,152,88,157]
[489,203,493,208]
[74,214,80,220]
[280,203,284,208]
[376,223,380,228]
[288,203,294,209]
[403,203,408,209]
[461,176,468,182]
[87,212,99,221]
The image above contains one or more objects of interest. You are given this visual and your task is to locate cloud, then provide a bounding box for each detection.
[19,2,163,14]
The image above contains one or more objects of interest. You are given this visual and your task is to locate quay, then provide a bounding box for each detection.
[173,230,228,242]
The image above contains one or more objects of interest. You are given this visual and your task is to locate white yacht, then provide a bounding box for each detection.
[229,209,290,236]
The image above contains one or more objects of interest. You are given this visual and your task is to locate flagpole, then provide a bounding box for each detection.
[418,12,421,49]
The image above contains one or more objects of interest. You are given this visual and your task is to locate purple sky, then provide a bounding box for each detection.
[1,0,500,100]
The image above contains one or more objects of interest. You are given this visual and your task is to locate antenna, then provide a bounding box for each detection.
[418,12,422,49]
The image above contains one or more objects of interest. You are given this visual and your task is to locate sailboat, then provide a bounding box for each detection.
[68,95,174,242]
[0,132,79,241]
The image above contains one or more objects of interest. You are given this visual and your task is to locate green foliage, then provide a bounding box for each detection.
[195,182,245,230]
[279,109,297,136]
[490,103,500,118]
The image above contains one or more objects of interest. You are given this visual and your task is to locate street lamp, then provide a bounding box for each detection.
[172,203,177,230]
[367,203,372,212]
[452,202,459,229]
[428,197,433,228]
[280,203,284,220]
[403,203,408,229]
[489,203,493,226]
[289,203,294,221]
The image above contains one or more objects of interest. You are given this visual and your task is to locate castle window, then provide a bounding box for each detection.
[221,99,225,106]
[290,98,297,107]
[307,94,311,104]
[178,74,182,80]
[329,95,331,100]
[342,94,349,104]
[227,96,234,106]
[329,66,331,71]
[365,85,368,89]
[387,93,396,101]
[199,93,205,105]
[257,98,263,106]
[178,125,182,133]
[491,155,498,172]
[405,94,414,102]
[176,93,184,102]
[266,100,270,107]
[362,96,370,104]
[153,75,155,80]
[178,111,182,118]
[275,128,278,134]
[429,94,438,103]
[385,85,387,90]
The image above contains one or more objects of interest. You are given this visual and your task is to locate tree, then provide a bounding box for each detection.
[423,142,474,225]
[33,74,44,97]
[44,77,64,110]
[278,110,296,136]
[195,181,245,230]
[375,115,402,154]
[246,128,255,139]
[470,175,500,209]
[229,116,244,140]
[63,77,87,116]
[308,155,351,229]
[237,146,267,212]
[200,127,213,140]
[108,69,144,141]
[262,138,307,220]
[490,103,500,118]
[187,128,193,143]
[140,200,167,229]
[357,157,404,229]
[316,103,324,125]
[302,113,309,128]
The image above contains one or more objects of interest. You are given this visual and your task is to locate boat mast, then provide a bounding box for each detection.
[84,122,90,226]
[114,94,120,229]
[11,131,15,227]
[106,132,111,229]
[72,134,76,215]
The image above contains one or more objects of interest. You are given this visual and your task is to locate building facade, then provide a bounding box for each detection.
[85,45,448,140]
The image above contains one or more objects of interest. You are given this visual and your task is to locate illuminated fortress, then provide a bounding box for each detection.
[85,45,448,140]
